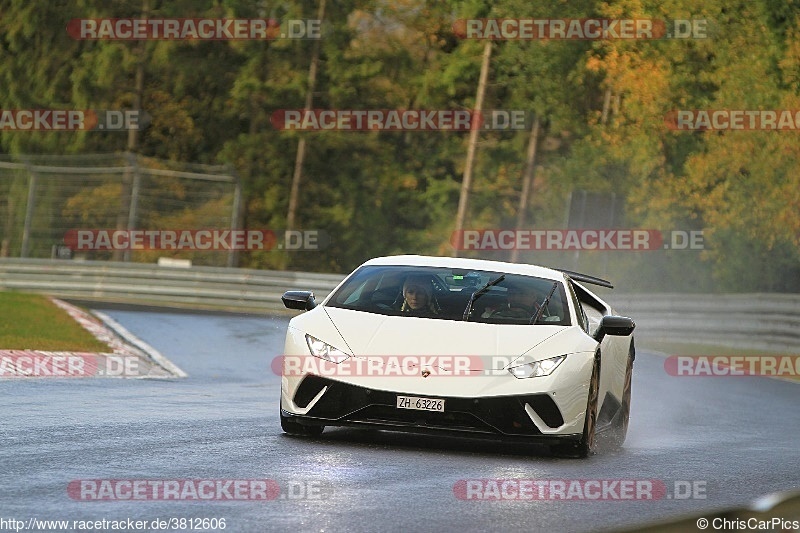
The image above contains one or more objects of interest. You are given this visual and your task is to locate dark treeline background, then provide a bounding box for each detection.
[1,0,799,292]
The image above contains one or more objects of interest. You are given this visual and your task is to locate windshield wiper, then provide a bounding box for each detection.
[462,275,505,321]
[530,282,558,325]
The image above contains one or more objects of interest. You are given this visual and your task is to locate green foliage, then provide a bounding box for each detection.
[0,0,798,289]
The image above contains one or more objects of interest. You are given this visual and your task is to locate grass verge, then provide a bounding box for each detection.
[0,291,109,352]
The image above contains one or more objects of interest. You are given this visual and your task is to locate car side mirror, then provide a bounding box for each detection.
[594,315,635,342]
[282,291,317,311]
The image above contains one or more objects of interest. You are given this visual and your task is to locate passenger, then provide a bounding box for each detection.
[400,275,438,315]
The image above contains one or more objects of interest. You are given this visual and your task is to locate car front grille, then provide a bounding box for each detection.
[293,376,565,437]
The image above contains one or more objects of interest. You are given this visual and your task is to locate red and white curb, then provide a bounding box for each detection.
[0,298,186,379]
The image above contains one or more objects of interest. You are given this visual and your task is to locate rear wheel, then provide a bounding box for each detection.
[280,406,324,436]
[551,352,600,458]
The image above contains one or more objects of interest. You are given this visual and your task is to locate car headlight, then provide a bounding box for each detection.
[508,355,566,379]
[305,334,350,363]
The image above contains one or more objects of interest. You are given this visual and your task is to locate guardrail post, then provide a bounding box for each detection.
[123,153,141,263]
[20,164,37,258]
[227,172,242,268]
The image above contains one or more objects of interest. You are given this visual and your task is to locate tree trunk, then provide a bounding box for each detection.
[510,115,541,263]
[286,0,326,235]
[453,41,492,257]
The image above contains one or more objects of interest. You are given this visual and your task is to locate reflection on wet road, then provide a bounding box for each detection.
[1,308,798,532]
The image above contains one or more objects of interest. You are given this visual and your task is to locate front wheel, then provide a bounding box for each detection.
[280,407,324,436]
[551,352,600,458]
[607,340,634,450]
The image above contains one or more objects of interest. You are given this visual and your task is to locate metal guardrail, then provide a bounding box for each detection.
[607,293,800,352]
[1,259,798,351]
[0,258,344,314]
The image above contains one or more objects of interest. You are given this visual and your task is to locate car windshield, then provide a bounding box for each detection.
[326,265,571,326]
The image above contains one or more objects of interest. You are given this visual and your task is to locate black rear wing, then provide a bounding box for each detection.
[558,269,614,289]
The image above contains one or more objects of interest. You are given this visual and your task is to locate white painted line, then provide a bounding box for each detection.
[92,310,188,379]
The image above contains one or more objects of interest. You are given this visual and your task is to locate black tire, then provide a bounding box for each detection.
[280,407,324,437]
[607,340,634,450]
[551,352,600,458]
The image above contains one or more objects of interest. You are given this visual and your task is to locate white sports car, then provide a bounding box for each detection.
[279,255,635,457]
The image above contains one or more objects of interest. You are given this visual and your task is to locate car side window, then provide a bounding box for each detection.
[567,280,589,333]
[342,282,366,304]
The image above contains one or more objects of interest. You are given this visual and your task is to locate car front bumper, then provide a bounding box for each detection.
[280,374,589,442]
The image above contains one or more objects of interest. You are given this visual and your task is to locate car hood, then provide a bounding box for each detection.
[320,307,571,370]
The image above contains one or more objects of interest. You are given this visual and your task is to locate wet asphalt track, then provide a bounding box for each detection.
[1,307,799,532]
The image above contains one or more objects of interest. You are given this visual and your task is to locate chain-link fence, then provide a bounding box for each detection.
[0,153,241,267]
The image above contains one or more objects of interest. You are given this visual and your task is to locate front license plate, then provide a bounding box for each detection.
[396,395,445,412]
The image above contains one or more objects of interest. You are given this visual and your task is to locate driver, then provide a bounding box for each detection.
[399,275,438,315]
[489,280,545,319]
